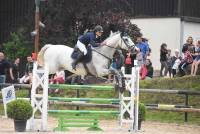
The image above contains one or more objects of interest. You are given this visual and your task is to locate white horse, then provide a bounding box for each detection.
[37,32,135,77]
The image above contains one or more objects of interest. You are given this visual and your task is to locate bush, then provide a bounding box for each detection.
[139,103,146,121]
[7,99,33,120]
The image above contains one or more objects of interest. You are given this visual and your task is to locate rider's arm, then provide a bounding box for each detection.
[90,40,100,47]
[90,36,101,47]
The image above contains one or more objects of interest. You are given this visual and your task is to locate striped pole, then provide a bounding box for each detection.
[48,110,120,114]
[49,97,120,103]
[49,84,115,91]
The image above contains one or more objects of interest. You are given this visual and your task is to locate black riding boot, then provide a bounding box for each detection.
[72,52,84,70]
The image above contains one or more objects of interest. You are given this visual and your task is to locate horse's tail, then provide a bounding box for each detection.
[37,44,51,66]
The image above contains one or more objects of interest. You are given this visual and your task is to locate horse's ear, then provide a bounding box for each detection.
[120,31,126,37]
[110,31,114,37]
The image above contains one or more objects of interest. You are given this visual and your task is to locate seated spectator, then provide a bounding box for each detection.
[140,59,154,80]
[19,56,33,84]
[49,70,65,84]
[49,70,65,93]
[182,36,195,59]
[171,49,182,77]
[11,58,20,83]
[139,64,147,80]
[179,46,193,76]
[191,40,200,76]
[146,59,154,79]
[0,52,14,83]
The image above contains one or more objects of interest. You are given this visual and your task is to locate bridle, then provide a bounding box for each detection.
[92,33,134,61]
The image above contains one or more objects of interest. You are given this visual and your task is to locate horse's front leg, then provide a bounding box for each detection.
[109,68,125,93]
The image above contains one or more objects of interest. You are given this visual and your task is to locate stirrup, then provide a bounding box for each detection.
[72,62,77,70]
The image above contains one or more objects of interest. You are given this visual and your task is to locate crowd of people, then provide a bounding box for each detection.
[160,36,200,77]
[0,52,33,84]
[108,36,153,81]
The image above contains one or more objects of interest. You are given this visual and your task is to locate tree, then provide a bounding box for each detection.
[2,28,33,60]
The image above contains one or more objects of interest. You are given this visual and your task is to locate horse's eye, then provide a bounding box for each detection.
[124,38,128,41]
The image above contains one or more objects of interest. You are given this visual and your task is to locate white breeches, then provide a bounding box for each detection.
[76,40,87,55]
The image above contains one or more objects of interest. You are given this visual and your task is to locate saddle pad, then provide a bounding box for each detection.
[71,46,92,63]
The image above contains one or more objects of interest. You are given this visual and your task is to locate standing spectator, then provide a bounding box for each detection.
[160,43,168,77]
[142,37,150,57]
[124,50,136,74]
[19,56,33,84]
[166,49,173,78]
[0,52,14,83]
[136,36,149,64]
[108,50,124,82]
[136,49,143,66]
[179,45,193,76]
[172,49,182,77]
[11,58,20,83]
[191,40,200,76]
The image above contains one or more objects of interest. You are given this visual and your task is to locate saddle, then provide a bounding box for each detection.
[71,46,92,63]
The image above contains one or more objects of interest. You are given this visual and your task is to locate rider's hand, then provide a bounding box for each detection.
[101,42,107,46]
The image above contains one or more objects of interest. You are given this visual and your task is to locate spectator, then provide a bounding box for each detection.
[160,43,168,77]
[182,36,195,59]
[19,56,33,84]
[139,64,147,80]
[49,70,65,93]
[0,52,14,83]
[172,49,182,77]
[136,48,143,66]
[146,59,154,79]
[108,50,124,82]
[50,70,65,84]
[179,45,193,76]
[11,58,20,83]
[166,49,173,78]
[136,36,149,63]
[140,59,154,80]
[124,50,136,74]
[142,37,150,57]
[191,40,200,76]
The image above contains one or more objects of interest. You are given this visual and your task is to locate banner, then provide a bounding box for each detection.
[1,86,16,117]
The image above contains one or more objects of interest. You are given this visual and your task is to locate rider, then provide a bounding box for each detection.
[72,25,104,70]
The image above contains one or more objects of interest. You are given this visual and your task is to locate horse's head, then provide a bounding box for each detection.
[118,32,135,52]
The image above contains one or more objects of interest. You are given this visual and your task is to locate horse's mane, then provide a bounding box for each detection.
[105,31,120,42]
[100,31,120,45]
[92,31,120,50]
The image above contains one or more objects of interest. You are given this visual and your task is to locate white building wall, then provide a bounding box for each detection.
[131,18,181,70]
[183,22,200,45]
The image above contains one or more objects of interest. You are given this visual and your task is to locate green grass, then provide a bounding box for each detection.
[146,111,200,125]
[140,75,200,90]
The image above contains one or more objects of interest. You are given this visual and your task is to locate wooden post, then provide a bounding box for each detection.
[34,0,40,54]
[184,94,189,122]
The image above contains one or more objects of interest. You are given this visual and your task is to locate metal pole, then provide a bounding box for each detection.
[34,0,40,54]
[76,89,80,110]
[184,94,189,122]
